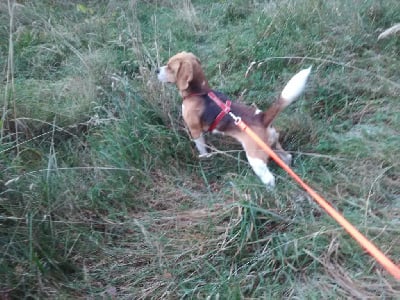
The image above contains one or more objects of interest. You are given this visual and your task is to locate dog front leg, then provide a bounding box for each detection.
[193,134,210,157]
[185,113,211,158]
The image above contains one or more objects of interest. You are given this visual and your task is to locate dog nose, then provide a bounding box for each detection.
[155,68,160,74]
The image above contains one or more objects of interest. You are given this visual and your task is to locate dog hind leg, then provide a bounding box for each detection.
[247,156,275,188]
[267,127,292,166]
[273,141,292,166]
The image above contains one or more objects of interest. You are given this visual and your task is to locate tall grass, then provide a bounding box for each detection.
[1,0,400,298]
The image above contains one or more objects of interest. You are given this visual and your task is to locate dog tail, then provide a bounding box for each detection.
[263,66,312,127]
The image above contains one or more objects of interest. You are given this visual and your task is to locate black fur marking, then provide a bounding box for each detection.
[200,90,232,131]
[200,90,264,132]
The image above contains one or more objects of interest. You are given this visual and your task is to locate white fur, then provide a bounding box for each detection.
[211,129,224,135]
[281,66,312,104]
[255,109,262,115]
[193,135,209,157]
[247,156,275,188]
[157,66,168,82]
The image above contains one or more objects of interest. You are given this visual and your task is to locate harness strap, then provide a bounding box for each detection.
[207,92,231,132]
[182,91,232,132]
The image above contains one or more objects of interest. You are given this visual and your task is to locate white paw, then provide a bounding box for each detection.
[263,173,276,189]
[247,156,276,188]
[282,153,292,166]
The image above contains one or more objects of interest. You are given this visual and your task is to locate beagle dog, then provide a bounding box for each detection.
[157,52,311,188]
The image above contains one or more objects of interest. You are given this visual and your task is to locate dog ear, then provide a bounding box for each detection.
[176,61,193,91]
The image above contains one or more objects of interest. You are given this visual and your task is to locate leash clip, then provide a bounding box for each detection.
[229,112,241,124]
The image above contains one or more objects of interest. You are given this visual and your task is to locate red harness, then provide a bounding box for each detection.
[183,91,231,132]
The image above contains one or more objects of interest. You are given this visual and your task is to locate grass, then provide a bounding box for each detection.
[1,0,400,298]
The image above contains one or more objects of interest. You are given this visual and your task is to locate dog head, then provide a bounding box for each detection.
[157,52,209,96]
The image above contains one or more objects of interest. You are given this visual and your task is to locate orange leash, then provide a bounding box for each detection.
[230,114,400,280]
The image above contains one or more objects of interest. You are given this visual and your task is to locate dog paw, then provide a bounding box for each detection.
[264,177,276,190]
[282,153,292,166]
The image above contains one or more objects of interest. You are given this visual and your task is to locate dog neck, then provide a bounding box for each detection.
[180,78,211,99]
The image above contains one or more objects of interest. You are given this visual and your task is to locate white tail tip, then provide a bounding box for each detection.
[281,66,312,103]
